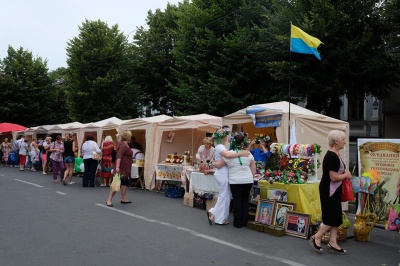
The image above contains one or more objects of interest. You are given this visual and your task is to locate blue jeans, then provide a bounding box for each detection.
[83,158,98,187]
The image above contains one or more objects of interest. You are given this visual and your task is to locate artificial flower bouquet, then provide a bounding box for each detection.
[263,143,321,184]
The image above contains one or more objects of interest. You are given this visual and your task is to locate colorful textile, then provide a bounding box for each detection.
[290,24,323,60]
[101,141,115,178]
[50,142,64,162]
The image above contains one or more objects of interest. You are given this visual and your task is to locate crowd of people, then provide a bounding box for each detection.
[0,132,145,191]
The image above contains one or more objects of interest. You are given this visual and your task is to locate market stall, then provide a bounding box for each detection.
[223,102,349,218]
[119,115,172,190]
[150,114,222,189]
[223,101,350,175]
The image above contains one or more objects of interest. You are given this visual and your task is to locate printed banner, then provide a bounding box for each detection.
[358,139,400,223]
[255,114,282,128]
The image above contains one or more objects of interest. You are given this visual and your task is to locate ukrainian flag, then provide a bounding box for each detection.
[290,24,323,60]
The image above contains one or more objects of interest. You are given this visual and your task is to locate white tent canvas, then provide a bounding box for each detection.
[223,101,350,178]
[119,115,172,189]
[148,114,222,189]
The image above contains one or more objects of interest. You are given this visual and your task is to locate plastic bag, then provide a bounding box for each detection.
[341,179,355,202]
[110,173,121,192]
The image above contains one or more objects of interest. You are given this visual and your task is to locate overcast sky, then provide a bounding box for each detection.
[0,0,180,71]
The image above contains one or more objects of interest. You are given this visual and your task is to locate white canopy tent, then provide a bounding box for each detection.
[223,101,350,177]
[119,115,172,189]
[71,117,123,150]
[148,114,222,189]
[48,122,84,135]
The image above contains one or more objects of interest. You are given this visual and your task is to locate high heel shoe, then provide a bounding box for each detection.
[327,243,346,255]
[308,235,323,253]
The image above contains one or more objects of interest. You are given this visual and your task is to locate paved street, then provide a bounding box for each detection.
[0,166,399,266]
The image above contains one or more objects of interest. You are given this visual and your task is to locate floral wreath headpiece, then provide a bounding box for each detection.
[255,133,271,143]
[230,132,250,151]
[212,126,231,144]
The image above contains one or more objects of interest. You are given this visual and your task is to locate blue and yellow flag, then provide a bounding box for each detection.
[290,24,323,60]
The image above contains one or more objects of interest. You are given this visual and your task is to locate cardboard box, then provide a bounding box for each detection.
[247,221,264,232]
[263,225,286,237]
[206,198,217,210]
[183,192,194,207]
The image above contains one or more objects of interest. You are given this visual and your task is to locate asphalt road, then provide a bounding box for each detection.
[0,166,399,266]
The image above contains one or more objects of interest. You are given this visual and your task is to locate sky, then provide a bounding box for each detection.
[0,0,181,71]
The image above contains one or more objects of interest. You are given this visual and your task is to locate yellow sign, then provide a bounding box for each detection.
[358,139,400,223]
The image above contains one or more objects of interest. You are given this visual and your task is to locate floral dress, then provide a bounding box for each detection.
[1,142,12,163]
[101,141,115,178]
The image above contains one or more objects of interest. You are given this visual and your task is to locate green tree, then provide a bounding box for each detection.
[132,3,180,115]
[0,46,56,126]
[169,0,278,116]
[48,67,70,124]
[262,0,398,118]
[66,19,143,122]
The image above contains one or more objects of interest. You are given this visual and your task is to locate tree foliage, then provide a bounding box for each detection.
[66,19,144,122]
[133,0,399,118]
[0,46,59,126]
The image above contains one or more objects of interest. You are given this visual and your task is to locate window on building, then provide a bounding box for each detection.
[348,96,364,120]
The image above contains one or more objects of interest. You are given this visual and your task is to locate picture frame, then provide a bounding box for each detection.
[255,199,275,225]
[166,132,175,143]
[267,188,288,201]
[249,185,261,204]
[272,201,296,228]
[284,211,311,239]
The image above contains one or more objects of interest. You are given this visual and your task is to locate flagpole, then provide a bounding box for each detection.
[288,22,292,143]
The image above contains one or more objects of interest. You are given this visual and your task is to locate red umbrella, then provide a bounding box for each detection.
[0,122,27,133]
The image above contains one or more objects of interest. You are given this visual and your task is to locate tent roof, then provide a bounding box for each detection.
[48,122,84,133]
[223,101,344,124]
[119,115,171,130]
[158,114,222,132]
[31,125,58,134]
[81,117,123,131]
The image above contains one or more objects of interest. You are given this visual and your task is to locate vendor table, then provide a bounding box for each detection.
[131,164,144,189]
[258,180,321,220]
[155,163,187,181]
[187,171,219,195]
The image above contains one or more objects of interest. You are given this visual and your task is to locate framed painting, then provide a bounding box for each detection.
[284,211,311,239]
[272,201,296,228]
[267,188,288,201]
[255,199,275,225]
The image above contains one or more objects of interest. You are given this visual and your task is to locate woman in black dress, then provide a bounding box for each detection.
[309,130,352,254]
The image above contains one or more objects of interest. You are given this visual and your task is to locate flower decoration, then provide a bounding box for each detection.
[212,126,231,144]
[255,133,271,143]
[270,143,322,156]
[230,131,250,150]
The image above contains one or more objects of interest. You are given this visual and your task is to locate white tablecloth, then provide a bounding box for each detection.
[188,171,219,195]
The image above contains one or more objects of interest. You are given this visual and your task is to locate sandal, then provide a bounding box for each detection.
[100,184,106,187]
[327,243,346,255]
[206,211,214,225]
[309,235,323,253]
